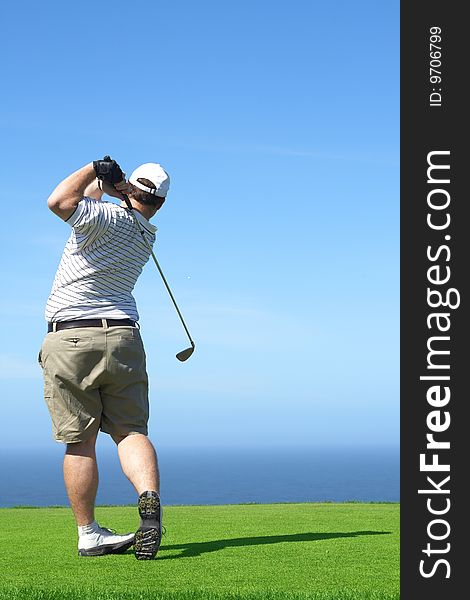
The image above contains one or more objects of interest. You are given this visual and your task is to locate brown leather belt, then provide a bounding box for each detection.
[47,319,137,333]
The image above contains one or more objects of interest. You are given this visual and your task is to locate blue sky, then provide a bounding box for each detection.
[0,0,399,450]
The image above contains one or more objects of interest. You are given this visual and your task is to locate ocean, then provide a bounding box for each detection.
[0,445,399,507]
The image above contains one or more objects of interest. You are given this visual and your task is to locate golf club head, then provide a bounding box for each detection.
[176,344,195,362]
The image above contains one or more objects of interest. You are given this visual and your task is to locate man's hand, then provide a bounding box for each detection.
[101,179,132,201]
[93,155,124,184]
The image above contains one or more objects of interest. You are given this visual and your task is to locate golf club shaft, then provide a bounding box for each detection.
[122,194,195,348]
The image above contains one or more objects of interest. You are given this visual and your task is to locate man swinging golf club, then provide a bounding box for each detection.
[39,156,169,559]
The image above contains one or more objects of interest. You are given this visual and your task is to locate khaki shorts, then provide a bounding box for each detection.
[39,325,149,444]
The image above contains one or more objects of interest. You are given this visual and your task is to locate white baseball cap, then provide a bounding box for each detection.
[129,163,170,198]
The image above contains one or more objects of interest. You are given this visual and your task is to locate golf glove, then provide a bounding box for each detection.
[93,155,124,184]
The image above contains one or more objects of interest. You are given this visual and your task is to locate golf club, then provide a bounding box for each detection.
[121,192,195,362]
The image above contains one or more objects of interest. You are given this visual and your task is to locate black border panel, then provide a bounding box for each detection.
[401,2,467,597]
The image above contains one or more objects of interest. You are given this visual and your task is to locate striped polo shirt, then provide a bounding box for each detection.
[45,197,156,322]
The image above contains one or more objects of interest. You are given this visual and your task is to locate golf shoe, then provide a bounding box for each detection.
[134,490,162,560]
[78,524,135,557]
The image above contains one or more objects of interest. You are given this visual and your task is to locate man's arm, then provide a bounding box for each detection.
[47,163,96,221]
[83,178,105,201]
[48,159,130,221]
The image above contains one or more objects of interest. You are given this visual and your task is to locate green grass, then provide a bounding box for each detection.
[0,503,399,600]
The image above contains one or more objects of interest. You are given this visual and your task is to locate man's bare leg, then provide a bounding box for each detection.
[64,432,135,556]
[63,433,98,526]
[113,433,160,494]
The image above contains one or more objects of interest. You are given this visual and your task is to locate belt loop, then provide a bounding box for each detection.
[102,318,108,330]
[53,322,57,332]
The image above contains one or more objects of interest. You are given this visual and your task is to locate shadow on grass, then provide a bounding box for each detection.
[160,530,391,560]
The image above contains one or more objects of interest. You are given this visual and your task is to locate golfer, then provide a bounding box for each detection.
[39,156,168,559]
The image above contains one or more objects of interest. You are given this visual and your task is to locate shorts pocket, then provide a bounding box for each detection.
[60,335,93,350]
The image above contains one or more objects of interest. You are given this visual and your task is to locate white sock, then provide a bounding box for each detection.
[78,521,100,537]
